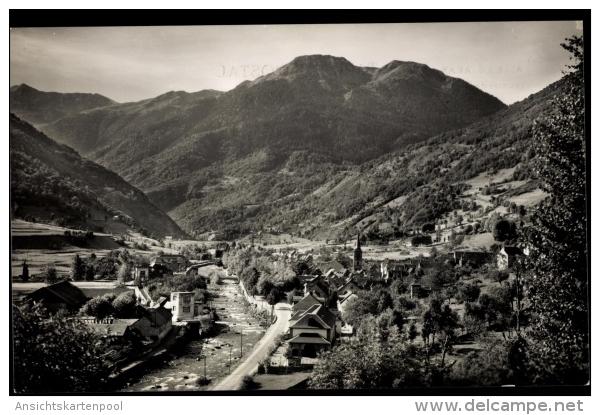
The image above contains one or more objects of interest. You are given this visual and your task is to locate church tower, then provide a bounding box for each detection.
[353,233,363,271]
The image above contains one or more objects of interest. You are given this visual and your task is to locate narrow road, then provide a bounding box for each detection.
[211,302,292,390]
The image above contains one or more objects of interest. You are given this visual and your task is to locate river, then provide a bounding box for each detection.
[120,280,266,392]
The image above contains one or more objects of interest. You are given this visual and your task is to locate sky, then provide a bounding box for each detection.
[9,21,583,105]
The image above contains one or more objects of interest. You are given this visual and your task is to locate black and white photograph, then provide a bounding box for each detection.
[9,14,590,398]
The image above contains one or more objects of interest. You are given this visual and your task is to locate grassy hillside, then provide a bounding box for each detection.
[179,75,563,242]
[27,55,506,235]
[10,114,188,239]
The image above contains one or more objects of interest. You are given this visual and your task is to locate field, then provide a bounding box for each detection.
[253,372,310,390]
[10,219,179,279]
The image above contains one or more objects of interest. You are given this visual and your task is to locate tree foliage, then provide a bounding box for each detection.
[522,35,588,385]
[308,331,429,389]
[12,304,113,393]
[70,254,86,281]
[80,296,113,320]
[111,291,138,318]
[21,261,29,282]
[42,266,59,284]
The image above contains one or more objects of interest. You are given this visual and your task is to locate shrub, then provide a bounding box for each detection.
[195,376,211,386]
[239,375,259,390]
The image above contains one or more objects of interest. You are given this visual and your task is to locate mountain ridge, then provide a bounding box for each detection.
[9,84,117,127]
[12,55,510,237]
[9,113,188,239]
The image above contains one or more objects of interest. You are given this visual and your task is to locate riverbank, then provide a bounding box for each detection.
[119,280,266,392]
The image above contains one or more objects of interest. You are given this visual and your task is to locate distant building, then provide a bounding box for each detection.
[133,299,173,341]
[26,281,88,313]
[497,246,524,270]
[133,263,149,285]
[150,255,188,273]
[336,277,362,298]
[170,291,195,321]
[410,283,422,299]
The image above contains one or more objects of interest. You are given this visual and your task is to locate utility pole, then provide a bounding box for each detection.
[240,330,243,358]
[515,263,521,334]
[228,343,232,374]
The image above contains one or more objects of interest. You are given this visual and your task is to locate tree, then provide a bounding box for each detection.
[448,231,464,249]
[42,266,58,284]
[421,297,460,374]
[343,288,393,328]
[456,283,480,303]
[112,291,137,318]
[490,270,509,285]
[80,296,113,320]
[117,262,132,284]
[523,36,588,385]
[308,333,429,389]
[421,264,456,290]
[21,261,29,282]
[70,254,86,281]
[13,304,113,393]
[422,223,435,233]
[411,234,432,246]
[84,264,95,281]
[492,219,517,242]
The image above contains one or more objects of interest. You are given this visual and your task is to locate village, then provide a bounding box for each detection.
[11,216,528,391]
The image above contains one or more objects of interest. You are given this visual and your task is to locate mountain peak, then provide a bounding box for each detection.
[10,83,37,93]
[374,60,445,83]
[252,54,370,91]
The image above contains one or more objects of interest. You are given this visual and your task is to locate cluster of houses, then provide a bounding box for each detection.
[282,236,526,358]
[22,281,174,361]
[22,275,208,365]
[18,240,526,363]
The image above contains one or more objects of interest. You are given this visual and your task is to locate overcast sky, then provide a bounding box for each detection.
[10,21,583,105]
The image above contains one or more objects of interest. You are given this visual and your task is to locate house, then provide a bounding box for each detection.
[337,292,358,320]
[83,317,141,345]
[366,263,382,279]
[410,283,422,299]
[150,255,188,272]
[133,263,150,285]
[316,260,346,275]
[132,301,173,342]
[336,277,362,298]
[293,292,325,313]
[170,291,196,321]
[381,260,418,280]
[497,246,525,270]
[304,275,330,300]
[26,281,88,313]
[364,279,388,291]
[288,304,340,358]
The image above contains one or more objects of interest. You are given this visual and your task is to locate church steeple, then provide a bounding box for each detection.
[353,233,362,271]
